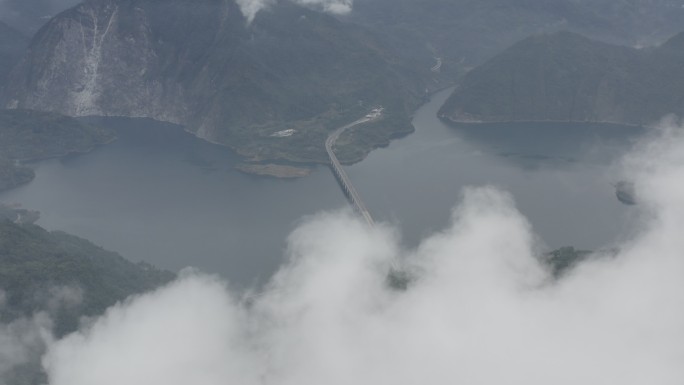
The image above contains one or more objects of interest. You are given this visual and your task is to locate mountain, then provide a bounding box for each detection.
[439,31,684,126]
[0,109,114,161]
[3,0,426,164]
[0,220,174,335]
[0,220,174,385]
[347,0,684,81]
[0,22,27,93]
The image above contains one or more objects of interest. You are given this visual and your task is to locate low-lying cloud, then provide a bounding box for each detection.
[31,119,684,384]
[0,313,53,384]
[294,0,353,14]
[236,0,353,23]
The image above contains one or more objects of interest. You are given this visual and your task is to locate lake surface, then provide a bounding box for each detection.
[0,88,645,285]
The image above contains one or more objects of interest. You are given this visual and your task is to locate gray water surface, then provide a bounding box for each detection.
[0,89,644,284]
[348,89,644,250]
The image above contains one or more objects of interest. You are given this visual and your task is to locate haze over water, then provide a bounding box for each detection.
[0,88,644,285]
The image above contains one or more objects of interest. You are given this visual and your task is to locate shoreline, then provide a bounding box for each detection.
[17,135,118,165]
[59,91,445,179]
[234,163,314,179]
[438,114,650,129]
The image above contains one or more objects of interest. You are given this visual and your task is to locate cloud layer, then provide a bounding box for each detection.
[236,0,353,23]
[34,120,684,384]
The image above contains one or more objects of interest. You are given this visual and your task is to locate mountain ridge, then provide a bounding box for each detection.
[439,31,684,126]
[348,0,684,81]
[3,0,426,164]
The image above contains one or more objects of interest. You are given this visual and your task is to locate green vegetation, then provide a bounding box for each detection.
[0,109,114,190]
[0,220,174,385]
[7,1,684,165]
[151,0,426,164]
[0,221,175,335]
[0,109,115,161]
[440,31,684,126]
[334,110,415,164]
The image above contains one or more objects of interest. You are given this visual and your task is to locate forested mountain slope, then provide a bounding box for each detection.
[439,31,684,126]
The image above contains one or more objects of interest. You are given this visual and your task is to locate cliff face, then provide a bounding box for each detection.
[4,0,425,162]
[439,31,684,126]
[5,0,204,124]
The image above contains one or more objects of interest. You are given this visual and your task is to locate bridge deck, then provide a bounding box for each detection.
[325,118,375,227]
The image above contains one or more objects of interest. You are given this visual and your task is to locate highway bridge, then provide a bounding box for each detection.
[325,116,376,227]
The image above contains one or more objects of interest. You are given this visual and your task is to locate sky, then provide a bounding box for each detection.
[3,117,683,384]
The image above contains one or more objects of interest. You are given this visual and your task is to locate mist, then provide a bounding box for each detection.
[22,119,684,384]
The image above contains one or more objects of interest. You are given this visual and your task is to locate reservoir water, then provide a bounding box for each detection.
[0,88,644,285]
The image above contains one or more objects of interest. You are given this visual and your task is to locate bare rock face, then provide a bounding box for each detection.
[5,0,424,163]
[6,0,187,124]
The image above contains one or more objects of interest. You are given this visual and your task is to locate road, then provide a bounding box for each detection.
[325,116,375,227]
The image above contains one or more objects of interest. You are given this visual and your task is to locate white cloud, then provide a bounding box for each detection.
[236,0,353,23]
[294,0,353,14]
[45,286,84,313]
[44,274,258,385]
[39,120,684,384]
[235,0,275,24]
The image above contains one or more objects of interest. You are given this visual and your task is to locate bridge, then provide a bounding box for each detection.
[325,116,376,227]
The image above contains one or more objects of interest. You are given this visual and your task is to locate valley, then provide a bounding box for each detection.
[0,2,682,384]
[0,89,644,284]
